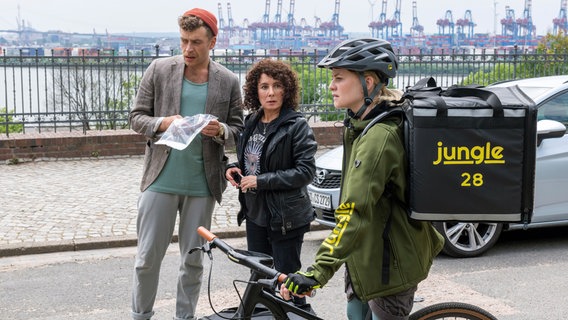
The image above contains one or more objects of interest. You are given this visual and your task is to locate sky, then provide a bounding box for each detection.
[0,0,562,36]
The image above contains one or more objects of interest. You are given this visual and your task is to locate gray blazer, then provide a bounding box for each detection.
[129,56,244,203]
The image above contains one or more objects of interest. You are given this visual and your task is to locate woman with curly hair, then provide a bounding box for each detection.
[225,58,318,310]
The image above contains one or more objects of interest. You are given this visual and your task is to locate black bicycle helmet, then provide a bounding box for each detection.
[318,38,398,120]
[317,38,398,79]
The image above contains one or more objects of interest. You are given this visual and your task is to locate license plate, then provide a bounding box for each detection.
[308,191,332,210]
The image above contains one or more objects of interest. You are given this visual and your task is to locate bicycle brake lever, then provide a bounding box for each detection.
[188,246,202,254]
[189,242,214,255]
[257,277,279,291]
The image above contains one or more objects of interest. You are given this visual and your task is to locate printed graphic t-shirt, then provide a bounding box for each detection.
[242,121,270,226]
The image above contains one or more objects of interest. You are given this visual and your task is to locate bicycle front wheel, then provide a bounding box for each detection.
[409,302,498,320]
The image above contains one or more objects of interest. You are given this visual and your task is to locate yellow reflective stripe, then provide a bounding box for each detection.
[322,202,354,254]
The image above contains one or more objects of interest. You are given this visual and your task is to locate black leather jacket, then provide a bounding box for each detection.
[233,107,317,234]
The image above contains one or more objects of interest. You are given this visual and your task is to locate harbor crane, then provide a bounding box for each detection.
[437,10,455,35]
[553,0,568,35]
[501,5,518,38]
[369,0,388,38]
[456,9,475,39]
[319,0,344,39]
[517,0,536,38]
[410,0,424,37]
[385,0,403,38]
[286,0,296,36]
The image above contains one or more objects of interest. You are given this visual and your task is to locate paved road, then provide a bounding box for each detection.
[3,227,568,319]
[0,147,336,256]
[3,146,568,319]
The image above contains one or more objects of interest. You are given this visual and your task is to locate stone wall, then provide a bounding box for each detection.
[0,122,343,163]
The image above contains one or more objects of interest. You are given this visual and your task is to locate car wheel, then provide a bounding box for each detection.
[432,222,503,258]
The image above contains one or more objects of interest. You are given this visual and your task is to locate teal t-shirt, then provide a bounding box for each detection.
[148,79,211,196]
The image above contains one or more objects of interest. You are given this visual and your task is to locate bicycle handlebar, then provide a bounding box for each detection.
[197,226,216,242]
[197,226,287,283]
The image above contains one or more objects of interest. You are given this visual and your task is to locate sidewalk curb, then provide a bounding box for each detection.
[0,223,329,257]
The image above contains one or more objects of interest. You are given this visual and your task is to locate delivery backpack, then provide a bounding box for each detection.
[364,77,537,224]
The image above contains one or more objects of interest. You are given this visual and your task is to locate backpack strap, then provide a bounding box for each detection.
[361,106,405,136]
[362,110,407,285]
[409,76,437,90]
[403,77,442,100]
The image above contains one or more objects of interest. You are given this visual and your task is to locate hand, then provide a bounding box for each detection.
[159,115,182,132]
[239,175,257,193]
[225,168,242,188]
[279,284,293,300]
[283,269,321,295]
[201,119,223,137]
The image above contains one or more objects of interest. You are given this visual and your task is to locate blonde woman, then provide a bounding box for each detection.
[283,38,444,320]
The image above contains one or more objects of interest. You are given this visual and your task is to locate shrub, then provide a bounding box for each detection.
[0,107,24,134]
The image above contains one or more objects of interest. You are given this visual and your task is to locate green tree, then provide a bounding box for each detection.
[462,32,568,86]
[0,107,24,134]
[102,74,140,129]
[537,31,568,53]
[534,32,568,76]
[461,63,518,86]
[52,59,140,131]
[291,57,343,122]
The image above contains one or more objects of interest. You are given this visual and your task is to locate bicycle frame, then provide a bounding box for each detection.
[195,226,323,320]
[195,227,498,320]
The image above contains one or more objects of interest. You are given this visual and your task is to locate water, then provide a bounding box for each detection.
[1,64,467,129]
[1,66,48,114]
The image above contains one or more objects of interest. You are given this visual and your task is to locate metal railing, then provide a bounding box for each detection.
[1,46,567,135]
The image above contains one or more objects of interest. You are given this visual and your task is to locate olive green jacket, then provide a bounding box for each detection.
[311,109,444,301]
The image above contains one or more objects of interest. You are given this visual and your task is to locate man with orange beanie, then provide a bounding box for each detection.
[129,7,243,320]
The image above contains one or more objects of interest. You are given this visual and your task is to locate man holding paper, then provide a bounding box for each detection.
[128,7,243,320]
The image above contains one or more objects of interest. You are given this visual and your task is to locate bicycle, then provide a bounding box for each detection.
[192,226,321,320]
[409,301,497,320]
[192,226,498,320]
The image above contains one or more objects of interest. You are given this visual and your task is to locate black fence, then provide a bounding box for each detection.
[1,46,567,135]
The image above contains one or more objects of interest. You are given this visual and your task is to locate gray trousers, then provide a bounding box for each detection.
[345,268,417,320]
[131,190,215,320]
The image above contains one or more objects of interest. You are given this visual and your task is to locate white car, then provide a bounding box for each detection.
[307,75,568,257]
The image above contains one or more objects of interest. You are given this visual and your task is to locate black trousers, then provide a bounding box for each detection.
[245,219,309,305]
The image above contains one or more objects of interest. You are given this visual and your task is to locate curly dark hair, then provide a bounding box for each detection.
[178,15,214,38]
[242,59,300,112]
